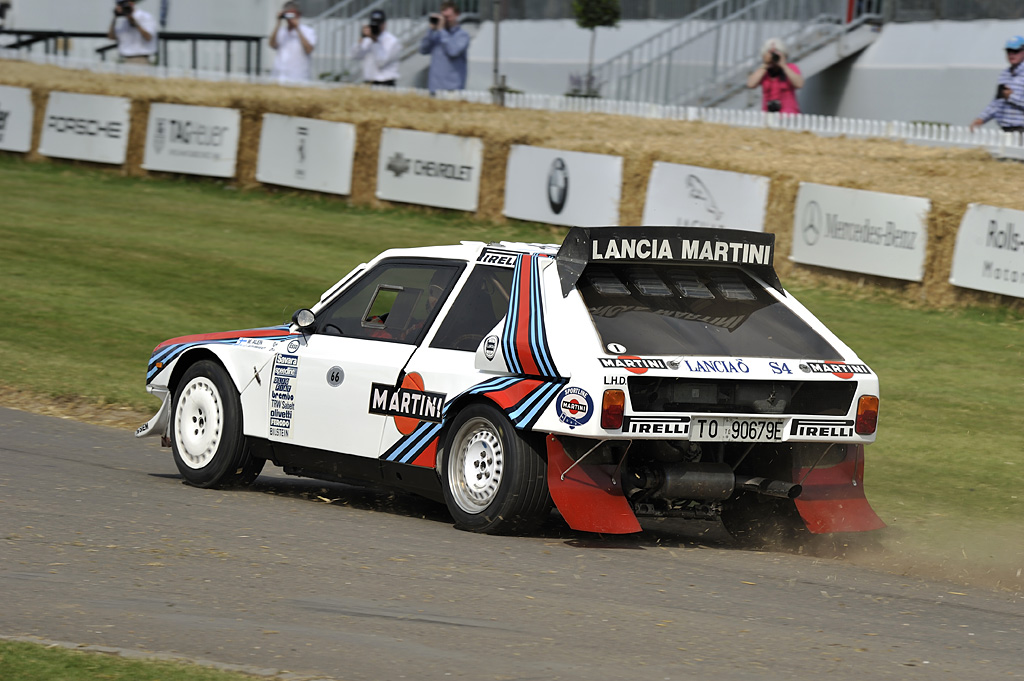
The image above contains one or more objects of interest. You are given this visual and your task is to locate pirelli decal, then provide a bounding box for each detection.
[622,415,690,435]
[477,247,519,268]
[369,383,446,423]
[790,418,855,438]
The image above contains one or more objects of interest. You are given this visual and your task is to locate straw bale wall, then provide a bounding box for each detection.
[3,60,1024,310]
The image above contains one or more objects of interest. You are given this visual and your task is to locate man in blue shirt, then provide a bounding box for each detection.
[971,35,1024,133]
[419,1,470,94]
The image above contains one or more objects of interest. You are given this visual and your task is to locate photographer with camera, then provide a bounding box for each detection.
[269,1,316,83]
[971,36,1024,133]
[419,1,470,94]
[106,0,158,65]
[746,38,803,114]
[351,10,400,86]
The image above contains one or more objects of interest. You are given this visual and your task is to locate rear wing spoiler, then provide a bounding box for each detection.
[555,226,783,297]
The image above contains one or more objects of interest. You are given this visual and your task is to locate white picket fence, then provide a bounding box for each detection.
[5,48,1023,161]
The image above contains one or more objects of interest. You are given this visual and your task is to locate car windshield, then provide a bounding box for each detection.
[578,264,842,359]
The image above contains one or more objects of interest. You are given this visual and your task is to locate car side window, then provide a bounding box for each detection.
[317,261,461,343]
[431,266,514,351]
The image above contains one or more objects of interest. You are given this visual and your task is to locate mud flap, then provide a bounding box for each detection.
[546,435,641,534]
[793,444,886,534]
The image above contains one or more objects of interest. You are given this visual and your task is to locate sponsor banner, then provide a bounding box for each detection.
[38,91,130,164]
[791,183,929,282]
[143,103,241,178]
[642,161,769,232]
[0,85,34,153]
[622,415,690,436]
[376,127,483,212]
[950,204,1024,298]
[504,145,622,227]
[590,235,772,265]
[256,114,356,195]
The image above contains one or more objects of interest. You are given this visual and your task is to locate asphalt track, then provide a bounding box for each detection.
[1,406,1021,681]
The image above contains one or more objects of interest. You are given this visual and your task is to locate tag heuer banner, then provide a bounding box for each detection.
[143,103,241,178]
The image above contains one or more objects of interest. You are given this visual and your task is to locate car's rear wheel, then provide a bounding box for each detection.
[171,360,264,488]
[441,404,551,534]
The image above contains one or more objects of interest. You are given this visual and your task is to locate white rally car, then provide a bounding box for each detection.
[138,227,884,538]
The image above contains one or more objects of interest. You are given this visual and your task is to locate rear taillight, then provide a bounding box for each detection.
[856,395,879,435]
[601,390,625,429]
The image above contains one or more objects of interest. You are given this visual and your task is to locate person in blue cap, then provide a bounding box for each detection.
[971,35,1024,133]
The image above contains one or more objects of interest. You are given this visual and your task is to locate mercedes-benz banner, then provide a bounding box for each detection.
[504,145,622,227]
[0,85,34,153]
[950,203,1024,299]
[790,183,930,282]
[642,161,769,231]
[376,128,483,212]
[256,114,356,195]
[38,91,131,165]
[143,103,241,178]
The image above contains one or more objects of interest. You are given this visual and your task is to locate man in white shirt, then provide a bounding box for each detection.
[269,1,317,83]
[107,0,158,65]
[352,10,401,86]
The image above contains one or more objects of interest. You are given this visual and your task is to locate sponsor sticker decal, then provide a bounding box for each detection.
[799,361,871,379]
[606,342,628,354]
[547,158,569,214]
[590,237,772,265]
[326,366,344,387]
[790,418,855,438]
[286,339,300,353]
[369,381,446,425]
[555,386,593,429]
[269,354,299,438]
[622,415,689,435]
[599,356,668,374]
[477,248,519,268]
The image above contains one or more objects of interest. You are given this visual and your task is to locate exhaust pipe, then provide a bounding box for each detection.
[737,476,802,500]
[629,465,802,501]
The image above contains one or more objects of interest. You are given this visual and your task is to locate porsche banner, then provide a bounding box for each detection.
[642,161,769,232]
[143,103,241,178]
[950,203,1024,299]
[38,91,131,165]
[0,85,34,153]
[376,128,483,212]
[256,114,356,196]
[790,183,929,282]
[503,145,622,227]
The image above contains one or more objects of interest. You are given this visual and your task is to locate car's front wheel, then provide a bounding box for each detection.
[441,404,551,534]
[171,360,264,488]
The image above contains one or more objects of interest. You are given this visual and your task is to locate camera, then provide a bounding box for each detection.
[370,23,381,36]
[114,0,133,16]
[282,11,297,19]
[770,52,780,64]
[997,84,1011,98]
[429,13,440,26]
[766,99,782,113]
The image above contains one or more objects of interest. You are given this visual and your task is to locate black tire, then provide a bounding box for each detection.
[440,403,551,534]
[720,494,808,548]
[170,359,264,489]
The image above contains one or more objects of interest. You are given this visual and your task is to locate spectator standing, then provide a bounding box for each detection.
[352,10,401,86]
[971,36,1024,133]
[746,38,803,114]
[107,0,158,65]
[419,1,470,94]
[270,1,317,83]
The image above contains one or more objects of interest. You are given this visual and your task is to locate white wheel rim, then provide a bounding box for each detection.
[174,376,224,470]
[448,417,504,514]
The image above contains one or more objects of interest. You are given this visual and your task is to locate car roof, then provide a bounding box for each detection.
[373,240,561,263]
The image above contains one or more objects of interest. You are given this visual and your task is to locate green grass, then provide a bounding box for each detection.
[0,639,264,681]
[1,153,1022,535]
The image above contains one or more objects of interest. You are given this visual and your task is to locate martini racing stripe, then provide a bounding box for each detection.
[146,325,292,381]
[382,376,566,465]
[501,255,559,378]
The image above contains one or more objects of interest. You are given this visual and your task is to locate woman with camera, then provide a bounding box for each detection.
[747,38,804,114]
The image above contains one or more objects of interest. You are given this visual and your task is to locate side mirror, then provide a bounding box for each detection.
[291,308,315,330]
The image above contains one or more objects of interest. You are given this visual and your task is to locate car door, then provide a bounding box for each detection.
[272,259,462,458]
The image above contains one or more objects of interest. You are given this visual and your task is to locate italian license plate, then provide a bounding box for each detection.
[689,417,784,442]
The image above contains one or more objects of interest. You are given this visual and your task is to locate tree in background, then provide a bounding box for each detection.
[570,0,620,97]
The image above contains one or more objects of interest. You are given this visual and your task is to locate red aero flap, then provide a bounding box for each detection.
[546,435,641,534]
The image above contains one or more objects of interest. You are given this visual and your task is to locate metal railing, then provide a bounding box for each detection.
[0,29,264,74]
[592,0,883,106]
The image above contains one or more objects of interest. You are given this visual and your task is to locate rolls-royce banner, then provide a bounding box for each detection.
[503,145,622,227]
[0,85,34,153]
[38,92,130,165]
[642,161,769,232]
[143,103,241,178]
[376,127,483,212]
[950,204,1024,299]
[790,183,930,282]
[256,114,356,195]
